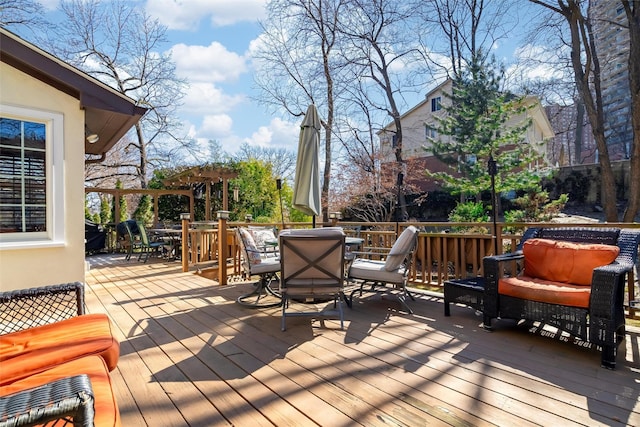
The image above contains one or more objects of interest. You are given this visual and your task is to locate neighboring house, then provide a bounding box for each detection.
[0,28,146,291]
[379,79,555,192]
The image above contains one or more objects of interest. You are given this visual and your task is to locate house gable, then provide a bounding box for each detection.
[379,78,555,192]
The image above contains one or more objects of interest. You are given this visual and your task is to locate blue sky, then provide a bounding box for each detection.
[36,0,547,157]
[143,0,299,155]
[37,0,299,156]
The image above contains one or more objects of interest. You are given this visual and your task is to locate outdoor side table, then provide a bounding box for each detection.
[444,277,485,316]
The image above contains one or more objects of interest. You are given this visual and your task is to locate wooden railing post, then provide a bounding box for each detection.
[217,211,229,285]
[180,213,190,272]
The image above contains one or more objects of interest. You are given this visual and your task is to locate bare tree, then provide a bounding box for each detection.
[529,0,638,221]
[52,0,187,189]
[254,0,347,221]
[331,79,392,220]
[0,0,45,32]
[336,0,424,221]
[234,143,297,182]
[621,0,640,222]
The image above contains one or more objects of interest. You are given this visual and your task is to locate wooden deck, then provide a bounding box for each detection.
[84,253,640,427]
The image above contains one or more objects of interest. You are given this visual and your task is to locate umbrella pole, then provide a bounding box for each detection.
[276,178,285,231]
[488,155,498,255]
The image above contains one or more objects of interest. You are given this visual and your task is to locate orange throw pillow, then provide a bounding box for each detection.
[523,238,619,286]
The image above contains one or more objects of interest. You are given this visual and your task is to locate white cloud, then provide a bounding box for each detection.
[40,0,59,10]
[200,114,234,137]
[145,0,266,30]
[243,117,299,149]
[181,82,245,115]
[170,42,247,83]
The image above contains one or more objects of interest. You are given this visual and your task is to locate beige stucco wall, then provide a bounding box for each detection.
[0,62,86,291]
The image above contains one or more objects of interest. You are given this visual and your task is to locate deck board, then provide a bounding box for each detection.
[84,254,640,426]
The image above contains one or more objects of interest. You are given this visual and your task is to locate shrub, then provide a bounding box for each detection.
[503,190,568,233]
[448,201,489,233]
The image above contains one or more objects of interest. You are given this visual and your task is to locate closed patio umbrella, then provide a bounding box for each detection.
[293,104,322,222]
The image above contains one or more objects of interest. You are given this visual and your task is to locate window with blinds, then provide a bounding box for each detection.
[0,117,47,233]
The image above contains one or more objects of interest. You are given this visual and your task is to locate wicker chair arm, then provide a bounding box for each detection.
[485,253,524,263]
[590,262,630,314]
[594,261,634,276]
[0,374,95,427]
[617,229,640,266]
[0,282,84,335]
[483,253,524,318]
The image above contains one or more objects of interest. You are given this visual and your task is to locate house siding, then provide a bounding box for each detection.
[0,62,86,290]
[380,79,553,193]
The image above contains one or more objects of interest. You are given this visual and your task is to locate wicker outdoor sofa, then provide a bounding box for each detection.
[483,227,640,369]
[0,282,121,426]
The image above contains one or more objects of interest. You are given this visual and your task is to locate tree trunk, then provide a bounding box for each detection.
[322,37,334,224]
[135,122,147,189]
[574,101,584,164]
[622,0,640,222]
[567,1,618,220]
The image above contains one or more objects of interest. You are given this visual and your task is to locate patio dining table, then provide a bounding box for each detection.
[264,236,363,250]
[148,228,183,260]
[238,236,365,309]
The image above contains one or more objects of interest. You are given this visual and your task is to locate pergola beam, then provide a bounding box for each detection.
[162,166,239,221]
[85,187,194,226]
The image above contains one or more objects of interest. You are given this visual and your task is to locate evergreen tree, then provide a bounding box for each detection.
[133,194,153,226]
[111,180,128,222]
[99,195,111,225]
[84,197,92,220]
[426,53,545,200]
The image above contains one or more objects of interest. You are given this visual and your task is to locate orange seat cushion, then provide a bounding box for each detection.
[0,355,121,427]
[523,238,619,285]
[499,276,591,308]
[0,314,119,385]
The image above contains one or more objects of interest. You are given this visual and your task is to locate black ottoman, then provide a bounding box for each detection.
[444,277,485,316]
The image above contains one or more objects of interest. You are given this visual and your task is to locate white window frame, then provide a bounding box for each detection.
[0,104,65,250]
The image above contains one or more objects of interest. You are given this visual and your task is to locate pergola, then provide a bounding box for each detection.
[85,166,239,225]
[162,165,239,221]
[84,187,194,227]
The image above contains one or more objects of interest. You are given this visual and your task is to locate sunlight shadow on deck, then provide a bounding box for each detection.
[442,308,640,426]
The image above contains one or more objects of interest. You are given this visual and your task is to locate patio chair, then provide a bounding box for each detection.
[347,226,419,313]
[236,227,281,308]
[247,225,279,257]
[118,220,141,261]
[136,222,164,263]
[279,228,346,331]
[483,227,640,369]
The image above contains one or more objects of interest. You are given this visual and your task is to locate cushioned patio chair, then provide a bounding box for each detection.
[0,282,120,384]
[483,227,640,369]
[0,283,121,426]
[236,227,281,308]
[279,228,346,331]
[347,226,419,313]
[247,225,279,257]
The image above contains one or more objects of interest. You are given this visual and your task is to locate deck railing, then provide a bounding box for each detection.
[159,218,639,319]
